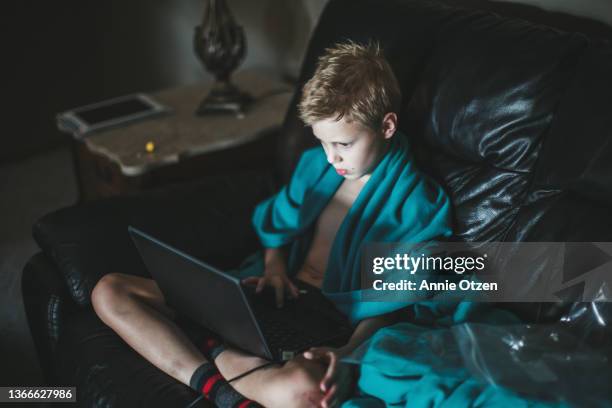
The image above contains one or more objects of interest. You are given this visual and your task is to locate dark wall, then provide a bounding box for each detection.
[3,1,187,164]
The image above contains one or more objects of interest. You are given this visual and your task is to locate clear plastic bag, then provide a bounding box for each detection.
[452,319,611,405]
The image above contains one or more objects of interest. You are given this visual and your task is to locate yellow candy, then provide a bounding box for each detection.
[145,141,155,153]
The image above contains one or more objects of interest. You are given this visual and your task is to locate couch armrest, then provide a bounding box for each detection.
[33,170,278,306]
[22,252,78,383]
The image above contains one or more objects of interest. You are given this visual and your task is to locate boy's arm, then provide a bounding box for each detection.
[251,148,326,248]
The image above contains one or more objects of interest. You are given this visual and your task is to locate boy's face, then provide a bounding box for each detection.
[312,113,396,181]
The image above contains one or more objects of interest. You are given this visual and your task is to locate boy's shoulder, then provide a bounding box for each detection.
[289,145,329,188]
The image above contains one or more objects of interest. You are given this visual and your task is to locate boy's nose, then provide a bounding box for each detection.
[326,151,342,164]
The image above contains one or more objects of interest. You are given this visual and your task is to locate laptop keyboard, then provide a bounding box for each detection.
[242,282,352,358]
[257,312,319,352]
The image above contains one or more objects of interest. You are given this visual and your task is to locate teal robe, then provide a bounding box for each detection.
[239,131,453,324]
[236,131,555,407]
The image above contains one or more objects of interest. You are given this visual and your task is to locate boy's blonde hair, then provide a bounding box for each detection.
[298,40,401,132]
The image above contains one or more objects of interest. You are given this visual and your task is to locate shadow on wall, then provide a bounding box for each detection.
[263,0,313,81]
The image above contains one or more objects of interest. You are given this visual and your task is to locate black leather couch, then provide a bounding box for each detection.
[23,0,612,406]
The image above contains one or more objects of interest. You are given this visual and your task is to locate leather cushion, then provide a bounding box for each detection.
[55,307,211,407]
[406,9,586,241]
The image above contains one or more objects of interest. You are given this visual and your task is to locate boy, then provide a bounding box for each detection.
[92,41,451,408]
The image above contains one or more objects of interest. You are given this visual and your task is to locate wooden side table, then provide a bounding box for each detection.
[71,71,293,201]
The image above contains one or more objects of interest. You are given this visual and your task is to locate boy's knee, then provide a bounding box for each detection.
[91,273,130,315]
[270,361,324,408]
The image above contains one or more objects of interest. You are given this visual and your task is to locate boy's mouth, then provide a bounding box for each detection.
[336,168,348,176]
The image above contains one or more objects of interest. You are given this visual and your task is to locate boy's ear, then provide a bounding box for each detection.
[381,112,398,139]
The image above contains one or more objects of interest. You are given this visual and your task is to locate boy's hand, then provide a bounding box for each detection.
[242,256,299,308]
[303,347,354,408]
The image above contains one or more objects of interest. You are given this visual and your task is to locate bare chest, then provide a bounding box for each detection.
[295,179,366,287]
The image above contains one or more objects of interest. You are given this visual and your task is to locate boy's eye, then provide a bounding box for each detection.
[336,142,352,148]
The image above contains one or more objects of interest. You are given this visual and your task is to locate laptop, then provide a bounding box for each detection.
[128,226,353,362]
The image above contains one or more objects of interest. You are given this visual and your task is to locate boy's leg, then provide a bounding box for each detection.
[92,273,266,407]
[91,273,206,385]
[92,273,327,407]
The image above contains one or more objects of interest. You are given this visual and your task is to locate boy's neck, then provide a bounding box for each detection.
[357,174,372,185]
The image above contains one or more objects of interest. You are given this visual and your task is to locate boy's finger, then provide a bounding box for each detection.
[322,352,337,390]
[303,347,324,359]
[288,281,300,298]
[321,384,337,407]
[256,278,265,293]
[274,284,284,308]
